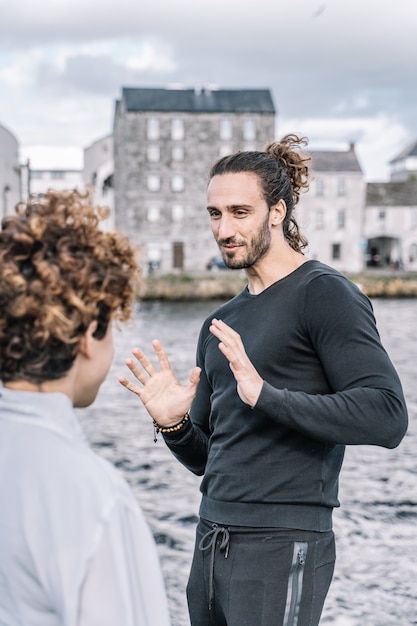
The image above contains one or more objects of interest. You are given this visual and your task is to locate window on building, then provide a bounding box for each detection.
[243,118,256,141]
[172,204,184,221]
[51,171,65,180]
[332,243,341,260]
[147,145,160,162]
[171,118,184,141]
[220,118,232,141]
[171,175,184,192]
[147,205,160,222]
[337,178,346,196]
[316,209,324,229]
[147,118,160,140]
[172,145,184,161]
[337,209,346,229]
[173,241,184,269]
[30,171,43,179]
[147,175,161,192]
[102,174,113,194]
[379,210,386,221]
[315,179,324,196]
[409,243,417,263]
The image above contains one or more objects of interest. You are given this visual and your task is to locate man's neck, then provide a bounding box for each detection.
[245,251,309,295]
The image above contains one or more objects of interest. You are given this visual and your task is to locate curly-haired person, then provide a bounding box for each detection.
[0,190,171,626]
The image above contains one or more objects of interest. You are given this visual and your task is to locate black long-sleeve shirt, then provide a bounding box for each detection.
[164,261,408,531]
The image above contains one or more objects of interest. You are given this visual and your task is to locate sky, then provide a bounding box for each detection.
[1,0,416,180]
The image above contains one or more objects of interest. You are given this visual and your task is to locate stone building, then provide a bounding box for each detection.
[113,86,275,273]
[296,144,366,274]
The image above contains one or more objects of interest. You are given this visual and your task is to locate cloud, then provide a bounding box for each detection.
[22,39,177,96]
[126,41,177,73]
[0,0,416,175]
[0,51,41,89]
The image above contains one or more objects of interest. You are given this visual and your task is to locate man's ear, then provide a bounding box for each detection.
[78,321,98,359]
[269,199,287,227]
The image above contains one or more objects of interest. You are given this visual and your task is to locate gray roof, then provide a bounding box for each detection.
[389,139,417,164]
[366,181,417,206]
[121,87,275,114]
[310,145,362,173]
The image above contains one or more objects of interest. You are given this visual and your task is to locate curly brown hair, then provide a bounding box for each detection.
[0,189,139,384]
[209,134,311,252]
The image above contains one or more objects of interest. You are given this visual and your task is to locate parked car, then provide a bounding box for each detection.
[206,255,227,270]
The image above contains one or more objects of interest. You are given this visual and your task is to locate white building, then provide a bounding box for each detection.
[29,168,83,195]
[364,181,417,270]
[83,134,114,230]
[0,123,21,219]
[297,144,366,274]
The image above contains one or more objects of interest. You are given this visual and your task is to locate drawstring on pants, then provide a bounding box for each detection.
[198,524,230,610]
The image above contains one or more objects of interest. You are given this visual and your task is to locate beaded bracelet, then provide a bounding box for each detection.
[153,412,190,442]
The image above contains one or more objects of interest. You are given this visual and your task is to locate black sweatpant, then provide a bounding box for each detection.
[186,518,335,626]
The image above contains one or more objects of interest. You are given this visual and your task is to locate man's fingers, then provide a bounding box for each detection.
[131,347,157,376]
[189,367,201,387]
[151,339,174,371]
[210,319,242,349]
[118,376,142,396]
[124,357,149,384]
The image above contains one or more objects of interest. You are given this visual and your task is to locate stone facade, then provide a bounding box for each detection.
[113,87,275,273]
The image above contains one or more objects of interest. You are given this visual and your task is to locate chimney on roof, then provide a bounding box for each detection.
[349,142,355,152]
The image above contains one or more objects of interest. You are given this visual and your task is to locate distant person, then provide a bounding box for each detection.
[120,135,408,626]
[0,190,171,626]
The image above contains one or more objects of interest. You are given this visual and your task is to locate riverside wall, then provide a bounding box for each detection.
[137,271,417,301]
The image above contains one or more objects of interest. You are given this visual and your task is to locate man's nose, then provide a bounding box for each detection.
[217,214,235,240]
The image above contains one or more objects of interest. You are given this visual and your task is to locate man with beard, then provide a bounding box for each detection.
[120,135,408,626]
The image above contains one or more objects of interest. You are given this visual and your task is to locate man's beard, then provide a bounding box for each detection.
[219,214,271,270]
